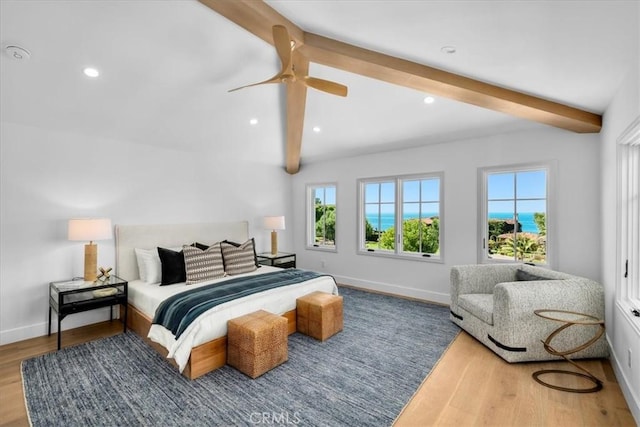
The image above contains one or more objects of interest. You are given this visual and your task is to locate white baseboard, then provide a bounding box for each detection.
[0,307,117,346]
[0,322,48,346]
[332,274,450,306]
[607,333,640,425]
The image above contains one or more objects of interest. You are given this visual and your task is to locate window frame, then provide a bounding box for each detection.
[306,183,338,252]
[616,116,640,319]
[357,172,444,263]
[477,162,555,268]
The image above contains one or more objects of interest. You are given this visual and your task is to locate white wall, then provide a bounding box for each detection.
[0,122,292,345]
[600,61,640,423]
[291,126,601,304]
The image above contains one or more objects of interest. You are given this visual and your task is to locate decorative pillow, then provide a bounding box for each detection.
[157,247,186,286]
[223,239,259,267]
[515,269,547,281]
[221,238,258,275]
[183,243,225,285]
[134,248,162,284]
[193,242,210,250]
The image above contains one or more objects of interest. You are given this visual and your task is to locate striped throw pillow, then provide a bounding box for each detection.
[221,238,258,275]
[182,243,225,285]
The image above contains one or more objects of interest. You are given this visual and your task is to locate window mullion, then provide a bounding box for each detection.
[631,147,639,300]
[513,173,518,262]
[396,179,401,254]
[418,180,423,253]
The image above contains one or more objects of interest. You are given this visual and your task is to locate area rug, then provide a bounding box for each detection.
[22,287,459,427]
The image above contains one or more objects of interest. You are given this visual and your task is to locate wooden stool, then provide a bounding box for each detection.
[227,310,288,378]
[296,291,343,341]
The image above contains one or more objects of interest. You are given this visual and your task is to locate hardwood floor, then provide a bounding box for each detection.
[0,322,635,426]
[395,332,636,426]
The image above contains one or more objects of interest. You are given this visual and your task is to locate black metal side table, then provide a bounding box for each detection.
[257,252,296,269]
[48,276,128,350]
[531,309,605,393]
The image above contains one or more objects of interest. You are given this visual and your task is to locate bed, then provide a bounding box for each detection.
[115,221,338,379]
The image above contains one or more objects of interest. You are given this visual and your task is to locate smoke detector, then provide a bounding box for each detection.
[5,45,31,61]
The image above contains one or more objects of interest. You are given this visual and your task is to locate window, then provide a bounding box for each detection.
[617,117,640,309]
[479,164,551,265]
[358,173,443,261]
[307,184,337,251]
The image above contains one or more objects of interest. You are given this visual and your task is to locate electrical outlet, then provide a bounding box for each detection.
[628,349,633,369]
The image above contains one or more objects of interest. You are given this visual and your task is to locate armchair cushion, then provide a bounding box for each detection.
[458,294,493,325]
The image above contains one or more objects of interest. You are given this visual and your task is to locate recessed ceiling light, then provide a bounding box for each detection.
[312,126,321,133]
[249,118,258,126]
[440,46,456,54]
[423,96,435,104]
[5,45,31,61]
[83,67,100,78]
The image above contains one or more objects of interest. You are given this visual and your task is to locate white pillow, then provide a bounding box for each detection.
[134,248,162,284]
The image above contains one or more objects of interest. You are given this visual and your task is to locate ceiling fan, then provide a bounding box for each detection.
[229,25,348,97]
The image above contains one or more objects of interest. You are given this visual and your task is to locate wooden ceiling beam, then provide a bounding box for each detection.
[197,0,305,48]
[300,32,602,134]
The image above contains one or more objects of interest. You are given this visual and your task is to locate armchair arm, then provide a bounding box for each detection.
[493,279,605,336]
[451,264,520,305]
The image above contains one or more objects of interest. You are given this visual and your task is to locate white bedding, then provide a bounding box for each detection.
[129,266,339,372]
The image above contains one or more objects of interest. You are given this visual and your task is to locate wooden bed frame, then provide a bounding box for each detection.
[125,302,297,379]
[115,221,298,380]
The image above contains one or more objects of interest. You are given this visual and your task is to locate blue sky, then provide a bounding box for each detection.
[362,171,546,217]
[315,186,336,205]
[488,170,546,213]
[365,179,440,216]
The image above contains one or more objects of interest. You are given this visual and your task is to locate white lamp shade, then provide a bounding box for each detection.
[263,216,285,231]
[68,218,112,241]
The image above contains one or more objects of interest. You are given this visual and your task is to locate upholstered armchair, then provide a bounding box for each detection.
[449,263,608,363]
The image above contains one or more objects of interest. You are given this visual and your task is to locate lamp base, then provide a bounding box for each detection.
[271,231,278,255]
[84,243,98,282]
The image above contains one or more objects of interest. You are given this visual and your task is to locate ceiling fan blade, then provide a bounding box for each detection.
[272,25,292,73]
[228,75,284,92]
[301,76,348,97]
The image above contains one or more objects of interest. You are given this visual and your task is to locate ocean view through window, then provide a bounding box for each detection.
[359,173,443,261]
[479,164,550,265]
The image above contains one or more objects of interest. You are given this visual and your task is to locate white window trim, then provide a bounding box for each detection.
[306,183,338,252]
[477,162,556,268]
[357,172,444,263]
[616,116,640,333]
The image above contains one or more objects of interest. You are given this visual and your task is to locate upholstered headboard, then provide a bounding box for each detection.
[115,221,249,282]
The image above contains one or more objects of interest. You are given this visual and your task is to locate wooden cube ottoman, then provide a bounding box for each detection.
[227,310,288,378]
[296,291,343,341]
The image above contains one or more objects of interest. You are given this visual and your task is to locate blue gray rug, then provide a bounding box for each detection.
[22,287,459,426]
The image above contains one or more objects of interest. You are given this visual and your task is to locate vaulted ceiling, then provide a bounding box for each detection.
[1,1,637,172]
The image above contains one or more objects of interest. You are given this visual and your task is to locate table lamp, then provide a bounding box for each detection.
[68,218,112,281]
[263,216,285,255]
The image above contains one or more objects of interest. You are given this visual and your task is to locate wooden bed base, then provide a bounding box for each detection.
[125,303,297,380]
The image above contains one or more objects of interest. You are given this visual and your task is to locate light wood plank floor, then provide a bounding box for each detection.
[395,332,636,426]
[0,322,636,426]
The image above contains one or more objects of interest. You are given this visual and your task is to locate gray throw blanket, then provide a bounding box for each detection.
[153,269,332,339]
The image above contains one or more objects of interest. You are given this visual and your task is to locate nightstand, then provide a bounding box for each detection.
[257,252,296,269]
[48,275,128,350]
